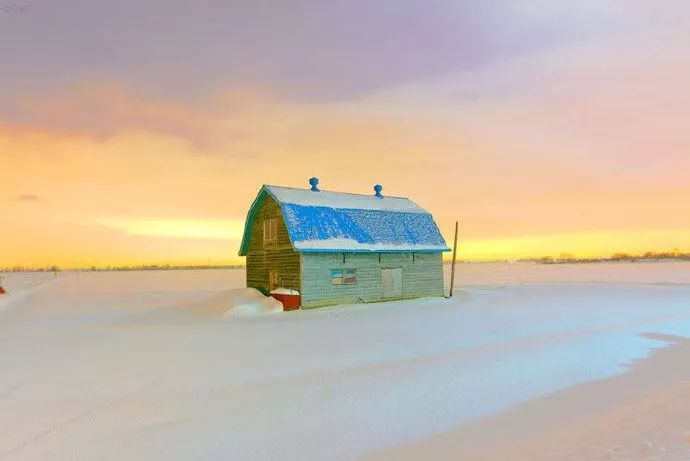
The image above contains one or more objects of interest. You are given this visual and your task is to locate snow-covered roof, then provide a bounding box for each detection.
[265,185,427,213]
[238,184,450,255]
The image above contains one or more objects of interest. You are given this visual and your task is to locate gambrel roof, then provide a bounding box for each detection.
[238,185,450,256]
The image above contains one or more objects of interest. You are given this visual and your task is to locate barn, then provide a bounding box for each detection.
[238,178,450,308]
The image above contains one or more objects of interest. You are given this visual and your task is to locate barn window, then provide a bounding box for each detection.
[331,268,357,285]
[330,269,343,285]
[263,217,278,244]
[343,269,357,284]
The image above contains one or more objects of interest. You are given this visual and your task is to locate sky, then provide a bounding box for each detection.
[2,0,689,268]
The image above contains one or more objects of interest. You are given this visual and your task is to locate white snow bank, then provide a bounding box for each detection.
[185,287,284,317]
[0,272,56,317]
[2,264,690,460]
[222,287,283,316]
[270,287,300,295]
[266,185,427,213]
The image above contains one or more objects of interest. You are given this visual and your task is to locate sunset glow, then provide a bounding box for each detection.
[99,218,246,241]
[2,1,689,268]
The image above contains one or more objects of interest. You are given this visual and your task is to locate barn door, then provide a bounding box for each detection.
[381,268,403,298]
[269,270,279,291]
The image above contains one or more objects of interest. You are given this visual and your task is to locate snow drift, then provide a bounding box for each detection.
[222,287,283,316]
[1,264,690,460]
[183,287,284,317]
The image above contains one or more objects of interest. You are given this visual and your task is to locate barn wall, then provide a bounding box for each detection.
[245,195,301,294]
[300,252,444,308]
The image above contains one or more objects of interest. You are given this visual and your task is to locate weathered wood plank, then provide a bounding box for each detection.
[245,196,300,294]
[300,252,444,308]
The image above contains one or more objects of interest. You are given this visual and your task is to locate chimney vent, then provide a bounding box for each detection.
[374,184,383,198]
[309,177,320,192]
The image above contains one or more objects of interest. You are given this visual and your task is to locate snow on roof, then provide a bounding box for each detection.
[265,185,427,213]
[281,203,449,253]
[293,238,449,253]
[238,184,450,255]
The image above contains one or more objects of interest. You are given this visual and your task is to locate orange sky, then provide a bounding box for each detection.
[2,2,689,268]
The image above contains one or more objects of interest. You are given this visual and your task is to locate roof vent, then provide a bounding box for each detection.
[374,184,383,198]
[309,177,320,192]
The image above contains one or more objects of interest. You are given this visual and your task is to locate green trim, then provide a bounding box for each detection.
[238,186,267,256]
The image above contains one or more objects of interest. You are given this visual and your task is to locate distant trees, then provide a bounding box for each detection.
[528,250,690,264]
[2,265,62,273]
[79,264,244,272]
[0,264,244,272]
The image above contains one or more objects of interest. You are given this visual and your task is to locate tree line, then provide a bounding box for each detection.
[0,264,244,272]
[524,249,690,264]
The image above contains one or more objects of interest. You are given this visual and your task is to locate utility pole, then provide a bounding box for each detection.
[449,221,459,297]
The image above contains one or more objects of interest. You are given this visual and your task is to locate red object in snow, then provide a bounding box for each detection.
[270,289,300,311]
[0,286,6,295]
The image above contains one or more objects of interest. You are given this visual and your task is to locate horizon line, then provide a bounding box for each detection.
[2,251,689,272]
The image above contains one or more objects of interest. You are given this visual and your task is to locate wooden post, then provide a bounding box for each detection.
[449,221,459,297]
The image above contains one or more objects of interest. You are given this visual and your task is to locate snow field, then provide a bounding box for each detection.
[1,263,689,459]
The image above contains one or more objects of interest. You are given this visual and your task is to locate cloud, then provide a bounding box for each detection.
[98,218,245,240]
[12,194,40,202]
[4,82,231,149]
[0,0,672,106]
[1,0,689,266]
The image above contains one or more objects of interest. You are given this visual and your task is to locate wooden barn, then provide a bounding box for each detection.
[238,178,450,308]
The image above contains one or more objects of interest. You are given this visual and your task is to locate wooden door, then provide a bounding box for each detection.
[269,270,279,291]
[381,268,403,298]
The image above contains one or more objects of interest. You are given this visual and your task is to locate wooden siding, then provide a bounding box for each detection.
[300,252,444,308]
[245,196,301,295]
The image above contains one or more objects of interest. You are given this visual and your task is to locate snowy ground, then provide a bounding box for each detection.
[1,263,690,460]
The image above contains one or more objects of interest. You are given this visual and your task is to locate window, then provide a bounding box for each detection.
[331,268,357,285]
[343,268,357,284]
[263,217,278,244]
[330,269,343,285]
